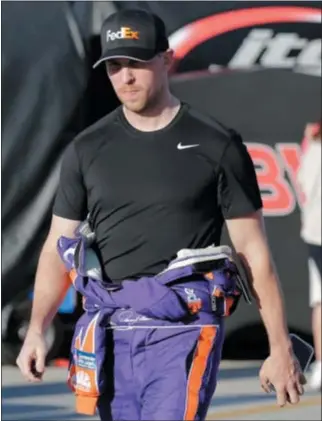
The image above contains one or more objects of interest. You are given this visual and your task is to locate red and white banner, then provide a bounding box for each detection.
[246,142,304,216]
[169,6,321,74]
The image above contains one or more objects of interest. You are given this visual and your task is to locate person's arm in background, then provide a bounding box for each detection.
[217,132,303,407]
[17,141,88,382]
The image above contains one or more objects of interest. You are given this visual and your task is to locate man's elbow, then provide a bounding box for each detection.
[236,237,276,281]
[39,241,67,274]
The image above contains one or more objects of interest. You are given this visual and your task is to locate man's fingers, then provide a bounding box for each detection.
[35,351,45,376]
[299,373,307,385]
[261,383,271,393]
[17,352,43,383]
[296,374,306,395]
[286,383,300,405]
[16,332,47,383]
[276,386,287,407]
[21,355,37,382]
[259,366,274,394]
[260,376,272,393]
[27,362,43,383]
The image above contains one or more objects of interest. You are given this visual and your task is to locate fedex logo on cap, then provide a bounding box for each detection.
[106,27,139,42]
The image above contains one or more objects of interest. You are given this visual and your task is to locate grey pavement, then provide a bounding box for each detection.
[2,361,321,420]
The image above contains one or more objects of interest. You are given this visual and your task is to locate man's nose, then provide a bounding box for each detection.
[120,66,135,84]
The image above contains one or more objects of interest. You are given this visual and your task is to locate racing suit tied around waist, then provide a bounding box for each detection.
[56,228,244,416]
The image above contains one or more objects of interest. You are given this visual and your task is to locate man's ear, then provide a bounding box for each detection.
[163,49,174,68]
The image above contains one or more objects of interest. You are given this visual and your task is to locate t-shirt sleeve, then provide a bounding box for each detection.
[53,141,88,220]
[217,131,263,219]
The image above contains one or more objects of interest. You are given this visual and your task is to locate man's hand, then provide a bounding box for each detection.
[16,329,47,382]
[259,349,306,407]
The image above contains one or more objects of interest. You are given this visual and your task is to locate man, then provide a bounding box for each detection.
[17,8,304,420]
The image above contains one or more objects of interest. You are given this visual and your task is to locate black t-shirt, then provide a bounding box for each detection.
[53,103,262,281]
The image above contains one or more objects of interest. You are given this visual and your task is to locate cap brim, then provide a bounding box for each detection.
[93,47,156,69]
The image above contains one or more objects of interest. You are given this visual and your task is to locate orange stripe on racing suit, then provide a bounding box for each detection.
[184,326,217,420]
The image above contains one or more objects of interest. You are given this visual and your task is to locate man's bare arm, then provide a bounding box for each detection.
[226,209,292,353]
[29,215,81,334]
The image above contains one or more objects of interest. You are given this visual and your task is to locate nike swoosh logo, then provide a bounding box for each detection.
[177,142,199,150]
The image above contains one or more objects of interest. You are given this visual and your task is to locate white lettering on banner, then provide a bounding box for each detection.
[229,29,321,73]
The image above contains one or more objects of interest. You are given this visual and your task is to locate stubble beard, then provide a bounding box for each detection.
[119,86,164,115]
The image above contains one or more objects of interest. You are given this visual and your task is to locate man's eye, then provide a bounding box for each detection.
[129,60,142,68]
[107,62,120,72]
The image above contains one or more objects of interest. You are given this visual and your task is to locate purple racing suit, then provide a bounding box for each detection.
[57,235,242,421]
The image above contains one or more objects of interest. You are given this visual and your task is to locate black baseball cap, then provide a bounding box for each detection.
[93,9,169,68]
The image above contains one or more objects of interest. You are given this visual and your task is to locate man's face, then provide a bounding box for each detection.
[105,51,172,113]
